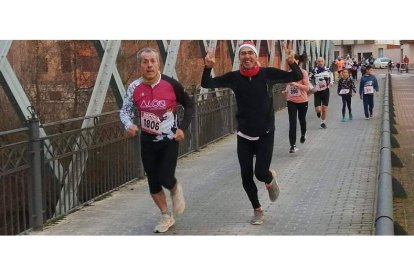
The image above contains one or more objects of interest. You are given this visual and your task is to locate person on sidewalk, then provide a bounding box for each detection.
[201,41,303,225]
[387,60,393,73]
[351,60,359,80]
[396,62,401,73]
[120,47,194,233]
[403,55,409,73]
[309,57,334,129]
[281,53,309,153]
[359,65,379,119]
[335,56,345,75]
[337,69,356,122]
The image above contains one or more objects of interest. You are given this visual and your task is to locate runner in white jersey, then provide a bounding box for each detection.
[309,57,334,129]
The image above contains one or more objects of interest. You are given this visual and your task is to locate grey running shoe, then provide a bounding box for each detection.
[154,213,175,233]
[267,169,280,202]
[171,182,185,215]
[250,209,264,225]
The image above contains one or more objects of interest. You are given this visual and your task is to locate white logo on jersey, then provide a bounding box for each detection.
[140,99,166,109]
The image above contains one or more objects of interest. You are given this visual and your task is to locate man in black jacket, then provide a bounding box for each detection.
[201,41,303,225]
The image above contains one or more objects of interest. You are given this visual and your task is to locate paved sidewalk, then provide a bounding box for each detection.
[32,75,386,235]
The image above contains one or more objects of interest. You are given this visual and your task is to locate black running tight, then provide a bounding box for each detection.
[237,131,274,209]
[287,101,308,147]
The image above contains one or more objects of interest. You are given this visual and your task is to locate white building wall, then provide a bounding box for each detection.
[353,44,375,60]
[375,44,400,62]
[334,41,408,64]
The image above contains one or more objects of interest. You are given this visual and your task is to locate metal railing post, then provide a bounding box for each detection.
[229,91,235,133]
[27,106,44,231]
[193,90,200,151]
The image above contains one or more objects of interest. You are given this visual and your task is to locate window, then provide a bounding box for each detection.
[378,48,384,58]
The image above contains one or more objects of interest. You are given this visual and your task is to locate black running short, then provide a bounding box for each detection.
[314,89,330,107]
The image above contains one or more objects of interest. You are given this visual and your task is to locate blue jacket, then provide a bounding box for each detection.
[359,75,379,96]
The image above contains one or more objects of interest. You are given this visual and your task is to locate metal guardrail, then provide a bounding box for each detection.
[375,73,394,235]
[0,86,288,235]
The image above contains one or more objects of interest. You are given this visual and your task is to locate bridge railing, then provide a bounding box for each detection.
[0,85,286,235]
[374,73,394,235]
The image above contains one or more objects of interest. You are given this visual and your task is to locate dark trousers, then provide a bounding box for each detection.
[362,94,374,118]
[351,70,357,80]
[341,95,352,117]
[141,139,178,194]
[287,101,308,147]
[237,131,274,209]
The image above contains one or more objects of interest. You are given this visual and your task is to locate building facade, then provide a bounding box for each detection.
[333,40,401,64]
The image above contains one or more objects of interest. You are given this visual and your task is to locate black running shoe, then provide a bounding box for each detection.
[300,135,306,143]
[317,112,321,118]
[289,145,298,153]
[320,122,327,129]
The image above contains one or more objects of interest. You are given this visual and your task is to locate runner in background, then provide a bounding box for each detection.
[337,69,356,122]
[282,53,309,153]
[309,57,334,129]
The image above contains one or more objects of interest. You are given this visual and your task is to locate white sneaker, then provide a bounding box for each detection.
[171,182,185,215]
[250,209,264,225]
[154,213,175,233]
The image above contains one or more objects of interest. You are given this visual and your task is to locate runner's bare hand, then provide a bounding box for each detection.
[284,44,296,65]
[175,128,185,141]
[204,49,215,68]
[125,124,139,137]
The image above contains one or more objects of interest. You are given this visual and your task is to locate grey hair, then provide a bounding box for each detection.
[316,57,325,63]
[137,47,160,64]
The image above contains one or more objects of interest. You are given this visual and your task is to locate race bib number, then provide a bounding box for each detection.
[317,79,327,90]
[288,85,300,97]
[141,111,161,135]
[339,89,350,95]
[364,86,374,94]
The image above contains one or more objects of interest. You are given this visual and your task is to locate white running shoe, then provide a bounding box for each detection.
[154,213,175,233]
[250,209,264,225]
